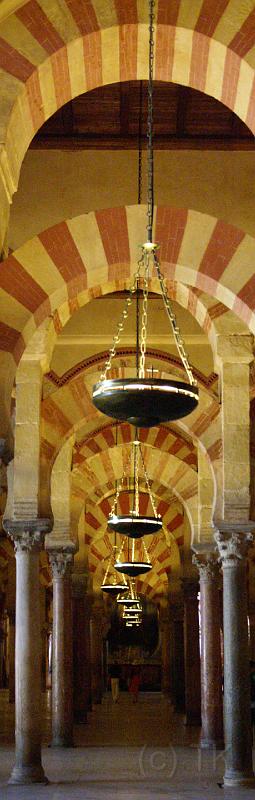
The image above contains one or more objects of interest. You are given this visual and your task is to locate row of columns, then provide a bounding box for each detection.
[160,526,254,787]
[3,523,108,785]
[3,518,255,787]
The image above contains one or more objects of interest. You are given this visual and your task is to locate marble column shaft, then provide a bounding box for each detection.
[194,555,223,748]
[160,605,173,699]
[8,610,15,703]
[50,550,74,747]
[183,580,201,726]
[0,591,5,688]
[90,606,103,704]
[215,526,254,787]
[3,520,50,785]
[171,603,185,712]
[72,577,91,722]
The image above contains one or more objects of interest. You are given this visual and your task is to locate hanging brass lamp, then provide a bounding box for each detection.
[92,0,199,428]
[108,433,162,539]
[101,541,128,597]
[114,535,152,578]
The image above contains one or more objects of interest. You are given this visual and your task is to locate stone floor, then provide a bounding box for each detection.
[0,690,254,799]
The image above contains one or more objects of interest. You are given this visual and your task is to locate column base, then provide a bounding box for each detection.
[51,735,74,748]
[8,764,48,785]
[200,737,224,750]
[224,770,255,788]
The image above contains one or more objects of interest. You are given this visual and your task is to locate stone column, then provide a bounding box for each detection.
[6,557,15,702]
[215,524,255,787]
[214,333,253,523]
[159,604,173,701]
[72,573,90,723]
[249,602,255,661]
[49,550,74,747]
[102,638,108,693]
[3,520,50,785]
[183,579,201,726]
[0,591,5,687]
[7,610,15,703]
[90,602,103,704]
[85,599,92,711]
[39,587,47,692]
[171,599,185,712]
[193,551,223,749]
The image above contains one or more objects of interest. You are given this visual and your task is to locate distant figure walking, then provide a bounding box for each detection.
[109,662,121,704]
[129,669,141,703]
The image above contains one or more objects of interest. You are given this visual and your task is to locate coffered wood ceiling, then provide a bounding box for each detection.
[31,81,253,151]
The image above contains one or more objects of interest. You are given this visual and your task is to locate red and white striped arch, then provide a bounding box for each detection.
[85,486,190,597]
[73,446,198,505]
[71,442,199,539]
[1,206,252,371]
[42,351,219,498]
[74,421,197,470]
[1,1,255,194]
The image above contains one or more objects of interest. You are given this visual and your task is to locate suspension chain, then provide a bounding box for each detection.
[142,538,150,564]
[134,441,140,516]
[154,252,197,386]
[139,250,150,378]
[100,256,143,382]
[139,443,159,518]
[147,0,155,242]
[109,448,132,517]
[102,556,111,585]
[98,0,196,389]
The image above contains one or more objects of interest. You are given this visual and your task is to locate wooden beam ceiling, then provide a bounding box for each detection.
[31,81,254,151]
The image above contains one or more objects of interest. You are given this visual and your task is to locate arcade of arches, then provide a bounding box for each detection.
[1,1,255,797]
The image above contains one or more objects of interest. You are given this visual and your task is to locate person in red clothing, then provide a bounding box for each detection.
[129,669,141,703]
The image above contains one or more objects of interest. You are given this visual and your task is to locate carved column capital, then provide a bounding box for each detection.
[213,522,255,566]
[192,553,219,583]
[3,518,51,553]
[49,550,74,579]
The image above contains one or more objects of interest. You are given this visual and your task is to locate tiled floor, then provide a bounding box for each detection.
[0,690,254,798]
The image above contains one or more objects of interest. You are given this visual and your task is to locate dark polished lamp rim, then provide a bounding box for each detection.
[93,378,199,428]
[108,513,162,538]
[114,560,152,577]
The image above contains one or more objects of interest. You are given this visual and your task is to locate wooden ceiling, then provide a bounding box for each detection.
[31,81,253,151]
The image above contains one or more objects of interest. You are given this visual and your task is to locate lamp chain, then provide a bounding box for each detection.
[146,0,155,243]
[143,538,150,564]
[134,441,140,516]
[139,444,159,518]
[98,0,196,388]
[154,251,197,386]
[100,254,143,382]
[109,448,132,517]
[139,252,150,378]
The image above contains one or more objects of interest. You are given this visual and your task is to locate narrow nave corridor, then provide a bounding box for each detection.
[2,0,255,796]
[0,688,244,800]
